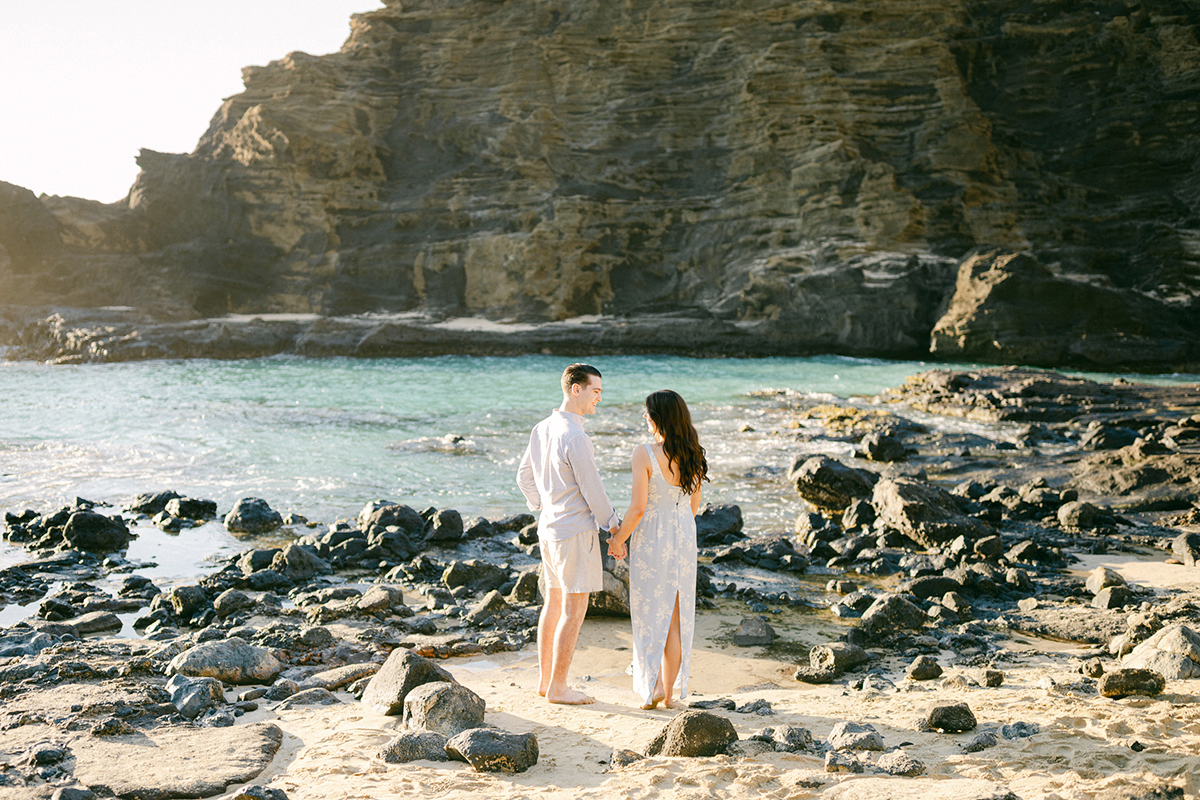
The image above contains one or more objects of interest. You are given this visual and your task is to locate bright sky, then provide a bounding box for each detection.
[0,0,385,203]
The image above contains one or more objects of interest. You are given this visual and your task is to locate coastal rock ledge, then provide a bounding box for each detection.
[2,0,1199,368]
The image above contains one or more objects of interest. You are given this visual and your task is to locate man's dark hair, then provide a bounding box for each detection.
[561,363,602,394]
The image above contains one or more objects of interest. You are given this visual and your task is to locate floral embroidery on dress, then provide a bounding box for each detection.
[629,443,697,704]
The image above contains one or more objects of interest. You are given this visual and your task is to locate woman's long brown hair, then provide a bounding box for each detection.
[645,390,709,495]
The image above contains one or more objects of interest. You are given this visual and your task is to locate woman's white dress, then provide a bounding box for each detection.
[628,442,697,705]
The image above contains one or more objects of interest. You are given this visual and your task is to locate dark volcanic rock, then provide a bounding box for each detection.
[827,721,884,751]
[860,432,906,463]
[927,702,977,733]
[166,674,226,719]
[359,501,425,535]
[872,477,992,547]
[427,509,464,543]
[789,456,877,513]
[906,655,944,681]
[731,616,776,647]
[270,543,332,582]
[645,710,738,757]
[128,490,183,515]
[445,729,538,774]
[1171,532,1200,567]
[810,642,869,674]
[402,681,486,737]
[379,731,449,763]
[860,594,926,635]
[361,649,457,716]
[876,750,927,777]
[224,498,284,534]
[166,497,218,520]
[443,560,509,594]
[930,250,1199,370]
[694,504,744,545]
[63,511,132,553]
[1097,668,1166,698]
[1092,585,1135,610]
[168,637,285,685]
[793,665,839,684]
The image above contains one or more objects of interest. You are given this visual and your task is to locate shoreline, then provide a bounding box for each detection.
[4,307,1200,374]
[2,366,1199,799]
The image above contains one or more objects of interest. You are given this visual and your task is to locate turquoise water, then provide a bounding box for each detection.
[1,354,1196,579]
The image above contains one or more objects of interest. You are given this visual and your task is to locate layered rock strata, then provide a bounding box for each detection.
[2,0,1198,366]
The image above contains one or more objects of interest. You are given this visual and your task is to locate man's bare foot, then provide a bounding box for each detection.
[546,687,595,705]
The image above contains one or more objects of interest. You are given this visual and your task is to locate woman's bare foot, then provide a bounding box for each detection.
[546,687,595,705]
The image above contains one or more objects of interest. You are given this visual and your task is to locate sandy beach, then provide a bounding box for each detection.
[219,554,1200,800]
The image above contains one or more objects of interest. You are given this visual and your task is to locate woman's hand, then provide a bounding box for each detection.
[608,537,627,560]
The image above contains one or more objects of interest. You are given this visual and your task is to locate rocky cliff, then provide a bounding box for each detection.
[1,0,1198,367]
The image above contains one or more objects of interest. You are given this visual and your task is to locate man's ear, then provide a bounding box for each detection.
[570,382,581,397]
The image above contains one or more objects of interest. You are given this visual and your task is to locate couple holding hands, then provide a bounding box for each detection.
[517,363,708,709]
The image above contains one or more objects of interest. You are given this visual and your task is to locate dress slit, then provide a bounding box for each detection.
[629,443,696,705]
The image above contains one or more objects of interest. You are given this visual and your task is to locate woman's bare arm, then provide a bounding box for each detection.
[608,446,651,558]
[690,482,703,517]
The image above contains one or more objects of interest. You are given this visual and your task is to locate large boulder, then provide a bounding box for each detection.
[224,498,284,534]
[361,649,457,716]
[167,637,285,685]
[167,585,210,619]
[379,731,449,763]
[810,642,869,674]
[827,721,884,751]
[445,729,538,774]
[694,504,745,545]
[426,509,464,543]
[270,543,332,582]
[1171,532,1200,567]
[645,710,738,757]
[62,512,132,553]
[872,477,992,547]
[927,702,977,732]
[859,594,926,635]
[402,682,486,737]
[929,248,1198,369]
[1097,668,1166,698]
[587,567,631,617]
[1058,500,1104,529]
[1123,624,1200,679]
[359,501,425,535]
[1085,566,1126,596]
[788,456,876,513]
[443,560,509,594]
[732,616,776,647]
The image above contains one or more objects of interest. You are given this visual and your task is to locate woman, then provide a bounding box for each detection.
[608,390,708,709]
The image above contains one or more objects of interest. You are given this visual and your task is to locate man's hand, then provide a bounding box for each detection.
[607,527,627,560]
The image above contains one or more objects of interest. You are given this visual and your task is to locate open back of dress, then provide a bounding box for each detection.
[628,442,697,704]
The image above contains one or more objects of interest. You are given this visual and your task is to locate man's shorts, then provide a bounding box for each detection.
[540,530,603,594]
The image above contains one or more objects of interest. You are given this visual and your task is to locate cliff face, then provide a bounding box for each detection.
[2,0,1198,366]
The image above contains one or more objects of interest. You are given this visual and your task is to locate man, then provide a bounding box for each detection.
[517,363,620,705]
